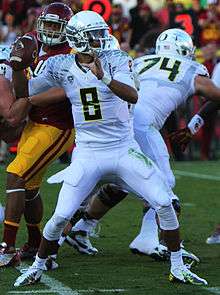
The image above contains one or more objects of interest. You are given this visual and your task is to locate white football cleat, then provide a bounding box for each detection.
[14,266,43,287]
[66,231,98,255]
[181,247,200,269]
[206,234,220,244]
[169,265,208,286]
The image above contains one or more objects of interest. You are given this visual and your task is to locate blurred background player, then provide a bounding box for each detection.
[0,2,74,267]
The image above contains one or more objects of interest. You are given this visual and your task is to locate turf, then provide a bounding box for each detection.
[0,160,219,295]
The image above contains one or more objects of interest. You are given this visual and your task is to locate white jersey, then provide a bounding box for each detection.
[0,45,12,81]
[29,50,135,147]
[134,54,208,130]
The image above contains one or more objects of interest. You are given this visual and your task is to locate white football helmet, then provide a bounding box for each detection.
[66,11,111,54]
[156,28,195,59]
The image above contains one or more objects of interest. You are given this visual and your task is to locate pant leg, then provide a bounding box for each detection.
[118,141,172,211]
[134,126,175,189]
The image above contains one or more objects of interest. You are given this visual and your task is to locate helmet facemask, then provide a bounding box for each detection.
[66,27,111,55]
[37,17,67,46]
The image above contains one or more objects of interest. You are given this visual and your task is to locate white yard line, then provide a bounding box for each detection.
[74,290,126,293]
[8,291,56,294]
[205,287,220,295]
[182,203,195,207]
[8,264,79,295]
[8,288,126,294]
[174,170,220,181]
[9,264,126,295]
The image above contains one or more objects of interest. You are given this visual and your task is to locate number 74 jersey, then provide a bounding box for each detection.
[133,54,209,130]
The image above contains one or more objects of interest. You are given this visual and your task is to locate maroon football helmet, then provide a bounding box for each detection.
[37,2,73,46]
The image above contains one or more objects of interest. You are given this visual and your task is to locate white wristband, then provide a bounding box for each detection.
[101,71,112,86]
[187,114,204,135]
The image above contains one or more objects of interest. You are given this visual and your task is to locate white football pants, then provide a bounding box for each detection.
[51,140,172,221]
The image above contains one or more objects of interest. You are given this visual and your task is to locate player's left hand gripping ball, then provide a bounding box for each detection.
[10,35,38,71]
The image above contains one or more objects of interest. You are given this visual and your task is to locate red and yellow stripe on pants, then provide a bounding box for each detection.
[7,121,74,190]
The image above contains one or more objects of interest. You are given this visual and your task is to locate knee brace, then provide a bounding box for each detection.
[43,214,69,241]
[97,184,128,208]
[156,204,179,231]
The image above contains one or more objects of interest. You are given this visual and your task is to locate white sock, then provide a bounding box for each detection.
[171,249,184,269]
[73,218,99,235]
[32,253,46,269]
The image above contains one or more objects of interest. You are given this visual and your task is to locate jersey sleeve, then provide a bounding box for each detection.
[111,50,136,88]
[28,54,70,96]
[211,62,220,87]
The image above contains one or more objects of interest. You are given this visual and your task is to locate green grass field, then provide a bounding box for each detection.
[0,160,220,295]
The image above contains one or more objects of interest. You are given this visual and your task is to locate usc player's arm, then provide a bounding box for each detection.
[12,70,29,98]
[7,87,66,126]
[7,55,67,125]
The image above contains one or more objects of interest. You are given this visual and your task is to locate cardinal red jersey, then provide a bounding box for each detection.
[27,31,73,130]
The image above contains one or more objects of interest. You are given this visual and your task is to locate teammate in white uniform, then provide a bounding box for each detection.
[129,29,208,254]
[12,14,207,287]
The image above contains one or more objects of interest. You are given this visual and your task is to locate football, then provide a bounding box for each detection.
[10,34,38,71]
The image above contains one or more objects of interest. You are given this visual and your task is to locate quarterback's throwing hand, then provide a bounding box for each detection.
[82,55,104,80]
[168,127,193,152]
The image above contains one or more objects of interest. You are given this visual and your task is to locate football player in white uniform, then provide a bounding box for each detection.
[10,13,207,287]
[130,28,208,256]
